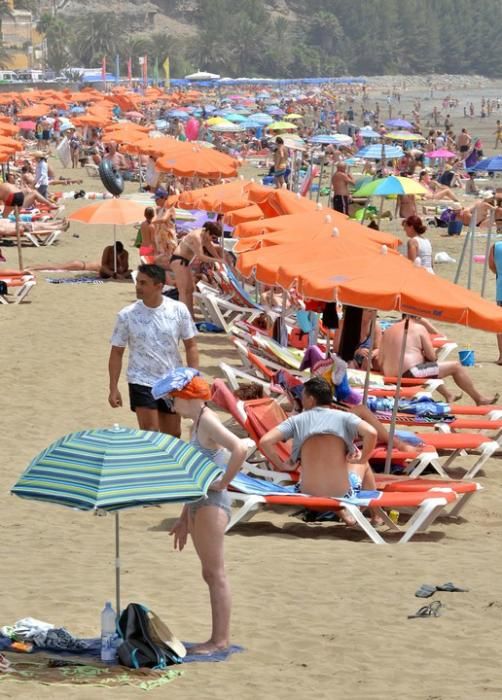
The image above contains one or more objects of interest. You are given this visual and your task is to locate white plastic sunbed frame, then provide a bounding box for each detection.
[225,489,457,544]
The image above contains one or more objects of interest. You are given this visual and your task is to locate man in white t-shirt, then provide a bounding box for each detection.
[108,264,199,437]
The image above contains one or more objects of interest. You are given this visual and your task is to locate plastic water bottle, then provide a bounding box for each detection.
[100,602,117,663]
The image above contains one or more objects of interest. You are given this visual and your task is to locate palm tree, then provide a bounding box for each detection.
[37,14,74,72]
[71,12,123,67]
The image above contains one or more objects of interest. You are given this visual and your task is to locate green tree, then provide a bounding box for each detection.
[71,12,123,68]
[37,13,74,72]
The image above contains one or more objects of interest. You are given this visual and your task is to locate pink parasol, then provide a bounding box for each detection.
[425,148,456,158]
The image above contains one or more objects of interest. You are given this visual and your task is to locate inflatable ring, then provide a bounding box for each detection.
[99,159,124,196]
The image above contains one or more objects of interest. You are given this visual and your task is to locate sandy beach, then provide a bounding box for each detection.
[1,80,502,699]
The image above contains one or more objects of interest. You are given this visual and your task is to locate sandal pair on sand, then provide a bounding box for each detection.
[408,582,468,619]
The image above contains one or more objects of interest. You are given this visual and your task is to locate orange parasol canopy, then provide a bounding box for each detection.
[224,204,264,226]
[233,211,399,252]
[279,249,502,333]
[68,198,146,226]
[177,180,252,213]
[156,144,239,179]
[18,104,49,119]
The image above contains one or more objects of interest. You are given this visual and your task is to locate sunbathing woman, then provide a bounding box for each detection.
[170,221,223,317]
[165,370,247,654]
[418,170,459,202]
[28,242,131,279]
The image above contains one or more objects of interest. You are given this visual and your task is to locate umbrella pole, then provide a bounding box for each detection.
[481,209,495,297]
[454,209,476,284]
[115,512,121,615]
[316,159,325,203]
[15,205,23,271]
[327,161,335,208]
[384,316,409,474]
[113,223,117,274]
[467,209,476,290]
[377,196,384,226]
[362,309,377,406]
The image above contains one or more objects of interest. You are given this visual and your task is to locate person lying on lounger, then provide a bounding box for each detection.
[0,181,59,218]
[0,218,69,236]
[27,241,131,280]
[259,375,382,526]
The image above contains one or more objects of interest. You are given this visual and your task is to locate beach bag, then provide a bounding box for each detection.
[116,603,184,670]
[0,280,7,295]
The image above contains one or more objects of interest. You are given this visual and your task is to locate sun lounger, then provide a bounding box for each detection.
[0,275,36,304]
[196,292,262,333]
[227,472,457,544]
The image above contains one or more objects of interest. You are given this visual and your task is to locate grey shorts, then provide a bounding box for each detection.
[403,362,439,379]
[189,489,232,521]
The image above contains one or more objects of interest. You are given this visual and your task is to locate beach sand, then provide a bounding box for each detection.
[1,83,502,699]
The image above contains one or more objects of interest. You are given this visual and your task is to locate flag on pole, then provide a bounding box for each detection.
[115,54,120,84]
[102,55,106,84]
[163,56,170,89]
[127,56,132,82]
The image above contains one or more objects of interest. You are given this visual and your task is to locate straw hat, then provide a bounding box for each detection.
[32,150,46,159]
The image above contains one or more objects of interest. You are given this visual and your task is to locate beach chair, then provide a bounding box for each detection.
[211,379,439,484]
[196,292,262,333]
[0,276,36,304]
[227,472,457,544]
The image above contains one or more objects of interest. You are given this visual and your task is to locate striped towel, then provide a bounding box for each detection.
[231,473,381,505]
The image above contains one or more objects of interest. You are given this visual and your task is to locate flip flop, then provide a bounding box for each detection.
[408,600,443,619]
[436,582,469,593]
[415,584,438,598]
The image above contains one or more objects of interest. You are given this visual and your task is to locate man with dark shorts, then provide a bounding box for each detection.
[331,163,354,215]
[379,316,498,405]
[108,263,199,437]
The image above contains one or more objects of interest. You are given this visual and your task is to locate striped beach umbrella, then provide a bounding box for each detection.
[12,425,223,612]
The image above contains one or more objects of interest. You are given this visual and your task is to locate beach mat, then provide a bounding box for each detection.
[0,651,182,690]
[45,276,105,285]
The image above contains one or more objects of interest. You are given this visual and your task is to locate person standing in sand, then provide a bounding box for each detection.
[488,241,502,365]
[108,264,199,437]
[379,317,498,405]
[165,370,247,655]
[273,137,289,189]
[332,163,354,215]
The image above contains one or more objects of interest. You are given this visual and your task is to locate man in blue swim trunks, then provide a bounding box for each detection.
[259,376,381,525]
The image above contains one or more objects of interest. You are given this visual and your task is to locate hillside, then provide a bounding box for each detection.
[36,0,502,77]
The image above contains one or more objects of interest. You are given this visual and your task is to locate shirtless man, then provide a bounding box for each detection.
[28,242,130,279]
[457,128,472,158]
[170,221,223,317]
[259,376,380,525]
[0,181,59,218]
[273,137,288,189]
[378,316,498,405]
[332,163,354,215]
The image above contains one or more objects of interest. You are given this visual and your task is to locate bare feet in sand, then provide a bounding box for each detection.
[477,393,500,406]
[188,641,229,655]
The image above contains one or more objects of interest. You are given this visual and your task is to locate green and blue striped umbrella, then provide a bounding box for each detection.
[11,425,224,612]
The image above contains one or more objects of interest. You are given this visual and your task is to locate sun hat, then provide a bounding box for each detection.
[152,367,212,401]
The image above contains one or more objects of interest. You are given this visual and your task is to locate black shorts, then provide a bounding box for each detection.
[333,194,349,215]
[459,145,469,153]
[128,383,175,414]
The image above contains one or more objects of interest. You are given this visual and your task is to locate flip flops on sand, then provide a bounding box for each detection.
[408,600,444,619]
[415,582,469,598]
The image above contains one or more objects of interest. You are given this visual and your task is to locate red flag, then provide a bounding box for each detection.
[127,57,132,82]
[102,55,106,82]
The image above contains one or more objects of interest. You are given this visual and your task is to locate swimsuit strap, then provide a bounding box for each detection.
[194,403,207,437]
